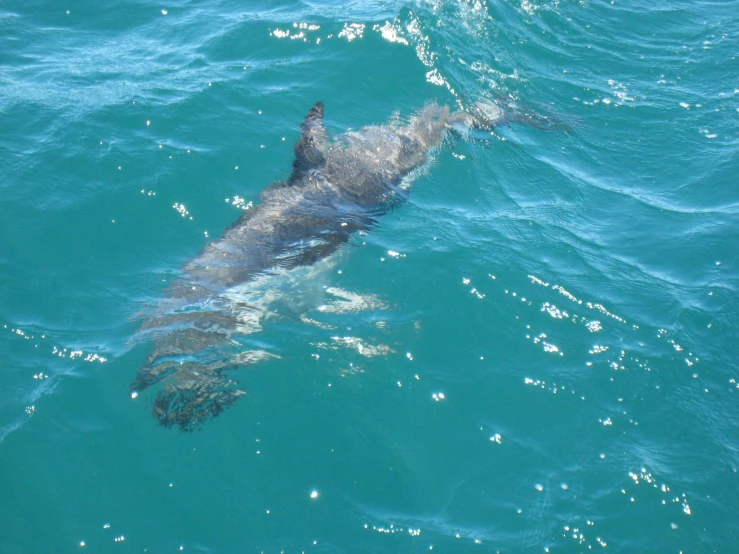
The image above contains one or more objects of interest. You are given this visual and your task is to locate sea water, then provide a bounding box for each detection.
[1,0,737,552]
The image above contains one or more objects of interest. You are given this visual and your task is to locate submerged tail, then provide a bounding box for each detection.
[144,360,245,431]
[131,304,276,431]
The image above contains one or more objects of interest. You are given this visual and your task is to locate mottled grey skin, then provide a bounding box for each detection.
[181,103,474,293]
[132,101,509,430]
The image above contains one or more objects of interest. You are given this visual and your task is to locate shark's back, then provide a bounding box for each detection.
[131,102,473,430]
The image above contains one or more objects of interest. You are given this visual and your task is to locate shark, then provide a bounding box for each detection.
[131,99,553,430]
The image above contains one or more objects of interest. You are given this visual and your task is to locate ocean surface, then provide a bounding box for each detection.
[1,0,737,552]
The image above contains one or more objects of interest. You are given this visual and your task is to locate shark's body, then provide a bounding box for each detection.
[132,101,530,430]
[182,103,471,293]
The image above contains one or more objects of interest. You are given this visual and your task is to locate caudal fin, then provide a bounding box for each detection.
[148,361,245,431]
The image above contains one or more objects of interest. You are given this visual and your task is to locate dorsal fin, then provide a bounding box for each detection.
[289,102,327,183]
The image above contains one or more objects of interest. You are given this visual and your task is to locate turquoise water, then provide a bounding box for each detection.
[1,0,738,551]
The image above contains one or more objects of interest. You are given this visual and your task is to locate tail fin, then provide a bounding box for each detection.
[147,360,245,431]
